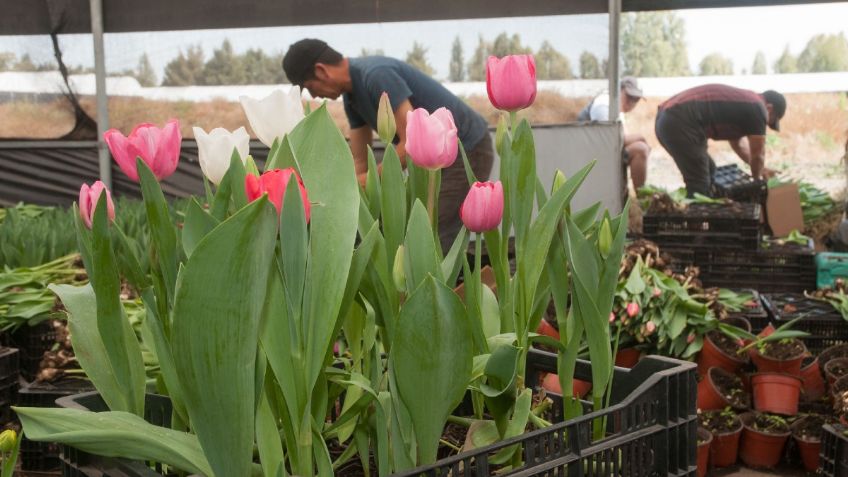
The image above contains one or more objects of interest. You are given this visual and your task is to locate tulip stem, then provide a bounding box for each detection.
[509,111,518,135]
[427,169,437,231]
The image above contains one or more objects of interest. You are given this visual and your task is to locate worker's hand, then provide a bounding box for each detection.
[760,167,778,179]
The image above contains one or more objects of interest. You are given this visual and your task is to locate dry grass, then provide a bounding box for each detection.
[1,91,846,195]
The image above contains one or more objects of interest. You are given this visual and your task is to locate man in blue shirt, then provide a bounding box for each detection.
[283,39,494,252]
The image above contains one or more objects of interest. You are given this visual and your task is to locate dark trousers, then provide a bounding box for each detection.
[655,109,715,197]
[438,133,494,252]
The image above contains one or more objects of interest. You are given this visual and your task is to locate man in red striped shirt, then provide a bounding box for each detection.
[655,84,786,197]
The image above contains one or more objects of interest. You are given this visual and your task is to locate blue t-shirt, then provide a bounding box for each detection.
[343,57,488,150]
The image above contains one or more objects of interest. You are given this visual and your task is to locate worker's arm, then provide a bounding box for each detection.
[746,135,767,179]
[728,137,752,165]
[392,99,414,169]
[350,126,373,186]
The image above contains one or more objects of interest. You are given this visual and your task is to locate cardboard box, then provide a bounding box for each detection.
[766,183,804,237]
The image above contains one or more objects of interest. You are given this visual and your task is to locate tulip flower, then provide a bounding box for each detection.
[104,120,181,182]
[192,126,250,185]
[626,302,640,318]
[78,181,115,229]
[486,55,537,112]
[460,181,504,233]
[0,429,16,452]
[239,88,305,148]
[609,312,616,324]
[405,107,458,171]
[687,333,696,344]
[645,321,656,335]
[652,287,662,298]
[245,168,310,221]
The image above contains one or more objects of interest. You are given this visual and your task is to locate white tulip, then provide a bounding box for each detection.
[192,126,250,185]
[239,87,305,148]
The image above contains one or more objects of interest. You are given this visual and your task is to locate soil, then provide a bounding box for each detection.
[710,368,750,410]
[699,410,743,435]
[791,414,826,442]
[827,359,848,380]
[747,413,790,435]
[820,344,848,369]
[709,331,745,358]
[759,339,806,361]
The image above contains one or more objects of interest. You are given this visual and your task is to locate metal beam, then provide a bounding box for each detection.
[89,0,111,188]
[608,0,622,120]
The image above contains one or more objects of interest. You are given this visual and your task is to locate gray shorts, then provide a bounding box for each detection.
[655,109,714,197]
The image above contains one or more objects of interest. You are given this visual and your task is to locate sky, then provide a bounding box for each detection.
[1,2,847,81]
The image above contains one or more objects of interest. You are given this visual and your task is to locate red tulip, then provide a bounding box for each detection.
[405,107,458,170]
[245,168,310,221]
[687,333,696,344]
[609,312,616,323]
[104,120,181,182]
[626,302,640,318]
[78,181,115,229]
[460,181,503,233]
[486,55,537,111]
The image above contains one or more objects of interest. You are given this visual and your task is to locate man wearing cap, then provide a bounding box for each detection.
[655,84,786,197]
[282,39,493,252]
[577,77,650,190]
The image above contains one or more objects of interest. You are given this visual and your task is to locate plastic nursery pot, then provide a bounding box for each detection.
[751,373,802,415]
[790,415,825,473]
[536,319,560,341]
[540,373,591,399]
[702,412,743,468]
[738,412,791,469]
[825,357,848,388]
[831,374,848,415]
[696,427,713,477]
[750,338,807,376]
[819,343,848,370]
[800,356,827,402]
[614,348,641,368]
[698,367,749,411]
[698,329,749,376]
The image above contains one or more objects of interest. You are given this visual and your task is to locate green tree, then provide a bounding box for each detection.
[536,41,573,80]
[798,33,848,72]
[466,32,532,81]
[621,12,690,77]
[773,45,798,73]
[136,53,157,87]
[449,36,465,82]
[202,39,245,85]
[0,52,15,71]
[162,45,205,86]
[405,41,435,76]
[751,51,767,75]
[467,36,490,81]
[699,53,734,76]
[579,51,603,79]
[490,33,531,58]
[242,49,280,84]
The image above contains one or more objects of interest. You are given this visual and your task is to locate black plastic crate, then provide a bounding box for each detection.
[0,375,18,425]
[1,320,59,381]
[53,352,698,477]
[712,164,768,204]
[725,289,770,333]
[763,293,848,355]
[17,378,94,471]
[643,203,761,252]
[0,347,20,382]
[697,243,817,293]
[822,423,848,477]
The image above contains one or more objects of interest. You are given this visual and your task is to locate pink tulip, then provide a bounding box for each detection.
[645,321,656,335]
[104,120,182,182]
[405,107,458,170]
[486,55,537,111]
[78,181,115,229]
[460,181,504,233]
[652,288,662,298]
[609,312,616,323]
[626,302,640,318]
[245,168,310,221]
[687,333,696,344]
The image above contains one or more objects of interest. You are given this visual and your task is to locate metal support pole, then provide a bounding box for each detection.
[608,0,622,121]
[90,0,111,187]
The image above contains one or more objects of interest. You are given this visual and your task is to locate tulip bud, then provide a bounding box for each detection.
[192,126,250,185]
[78,181,116,229]
[405,107,458,170]
[552,170,567,194]
[377,92,397,145]
[652,287,662,298]
[609,312,616,323]
[244,168,310,221]
[598,218,612,258]
[393,245,406,292]
[460,181,504,233]
[486,55,537,111]
[104,120,182,182]
[687,333,696,344]
[0,429,16,452]
[626,302,640,318]
[645,321,656,335]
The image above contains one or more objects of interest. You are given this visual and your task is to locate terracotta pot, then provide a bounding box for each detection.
[746,324,777,360]
[536,319,560,340]
[710,417,743,468]
[739,412,790,469]
[752,373,802,415]
[615,348,641,368]
[750,340,806,376]
[825,357,848,388]
[697,427,712,477]
[790,417,821,472]
[698,333,748,376]
[820,343,848,370]
[698,367,747,411]
[800,357,827,401]
[540,373,591,398]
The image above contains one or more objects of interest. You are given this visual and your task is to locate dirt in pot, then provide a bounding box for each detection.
[748,412,790,435]
[710,368,750,409]
[758,339,806,361]
[709,331,745,358]
[699,408,742,434]
[820,344,848,368]
[791,414,827,442]
[828,359,848,380]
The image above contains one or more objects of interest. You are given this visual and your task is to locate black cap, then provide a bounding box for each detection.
[283,39,329,87]
[762,90,786,132]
